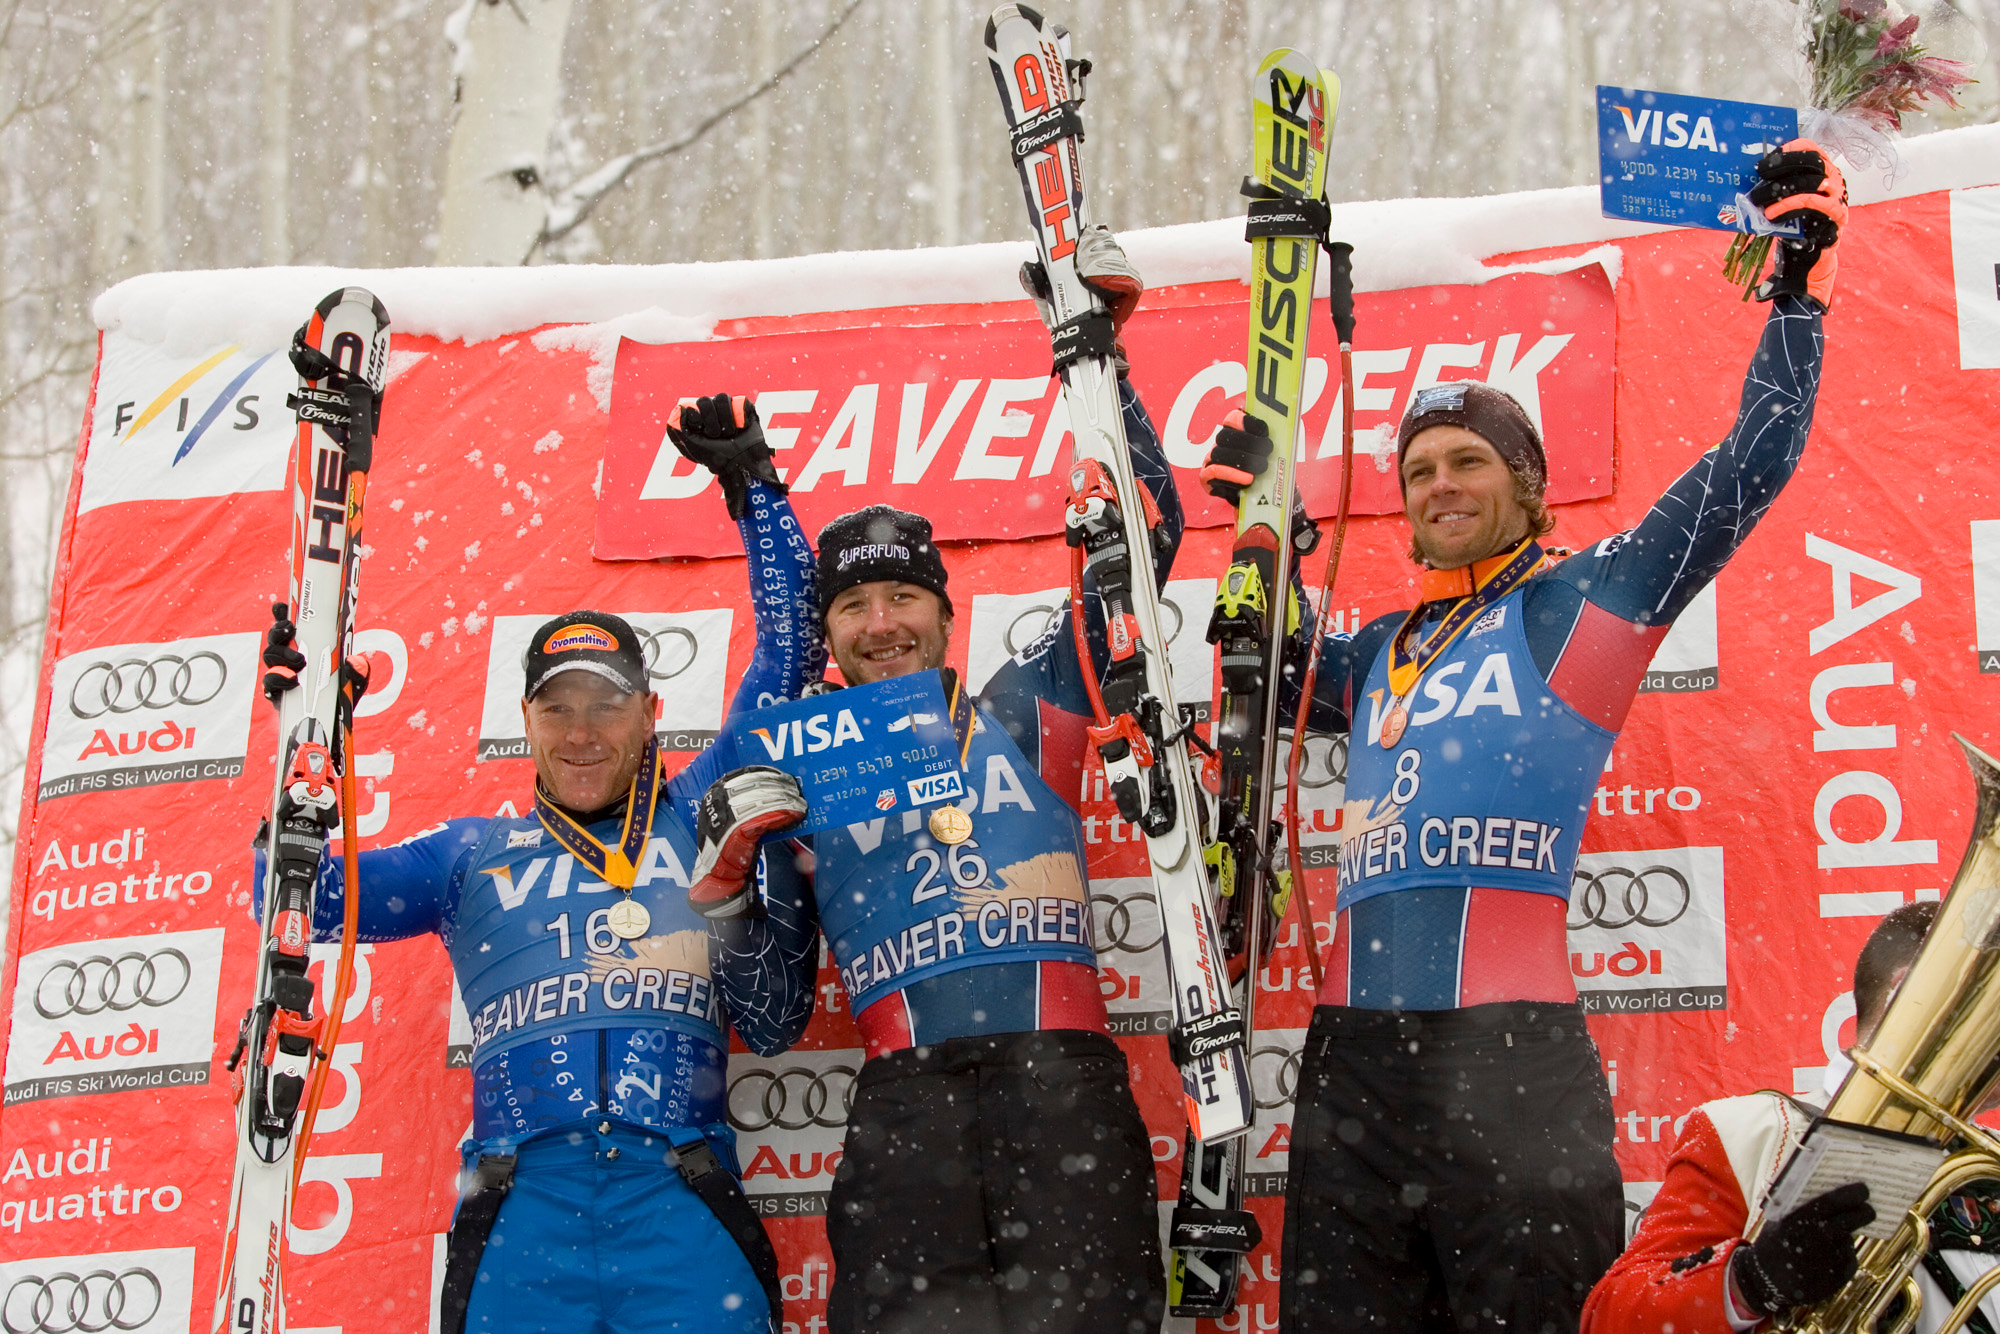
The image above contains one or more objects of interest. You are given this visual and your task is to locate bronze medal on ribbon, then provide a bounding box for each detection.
[1380,699,1410,749]
[929,805,974,845]
[605,897,652,940]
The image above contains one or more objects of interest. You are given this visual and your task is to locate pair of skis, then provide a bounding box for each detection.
[215,289,388,1334]
[987,8,1346,1318]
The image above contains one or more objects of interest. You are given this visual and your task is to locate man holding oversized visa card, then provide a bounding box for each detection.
[675,227,1178,1333]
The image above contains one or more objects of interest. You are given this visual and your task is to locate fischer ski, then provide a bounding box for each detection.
[1173,50,1342,1319]
[985,4,1253,1151]
[215,288,387,1334]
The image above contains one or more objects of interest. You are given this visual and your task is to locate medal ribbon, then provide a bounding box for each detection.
[941,668,977,769]
[1385,538,1550,699]
[534,736,663,890]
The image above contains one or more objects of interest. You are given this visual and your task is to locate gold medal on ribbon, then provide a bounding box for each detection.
[919,669,980,846]
[929,805,974,844]
[605,898,652,940]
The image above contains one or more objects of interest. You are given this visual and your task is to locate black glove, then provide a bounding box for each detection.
[666,394,785,521]
[1199,411,1274,506]
[1748,139,1847,308]
[1730,1180,1873,1316]
[689,767,808,919]
[262,603,306,702]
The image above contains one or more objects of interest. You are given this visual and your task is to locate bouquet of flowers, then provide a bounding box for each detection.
[1723,0,1978,297]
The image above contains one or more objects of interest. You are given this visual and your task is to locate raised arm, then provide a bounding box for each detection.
[1569,292,1824,628]
[661,396,823,1055]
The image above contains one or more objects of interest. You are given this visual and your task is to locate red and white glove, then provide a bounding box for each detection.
[689,767,808,919]
[1751,138,1848,310]
[1019,225,1145,374]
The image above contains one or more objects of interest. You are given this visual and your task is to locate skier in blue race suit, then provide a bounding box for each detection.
[1198,142,1849,1334]
[259,399,822,1334]
[685,227,1168,1334]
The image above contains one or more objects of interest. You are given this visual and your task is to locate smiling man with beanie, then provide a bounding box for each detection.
[1201,141,1849,1333]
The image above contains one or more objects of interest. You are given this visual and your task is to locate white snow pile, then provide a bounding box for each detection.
[95,121,2000,362]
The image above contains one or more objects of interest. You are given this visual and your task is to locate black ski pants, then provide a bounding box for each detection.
[1280,1001,1624,1334]
[826,1028,1165,1334]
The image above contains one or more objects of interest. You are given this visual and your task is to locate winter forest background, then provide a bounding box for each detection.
[0,0,1995,917]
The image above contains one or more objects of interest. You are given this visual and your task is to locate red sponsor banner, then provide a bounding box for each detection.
[2,187,1998,1333]
[599,266,1616,559]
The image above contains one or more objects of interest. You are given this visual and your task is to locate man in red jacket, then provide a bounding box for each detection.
[1582,901,2000,1332]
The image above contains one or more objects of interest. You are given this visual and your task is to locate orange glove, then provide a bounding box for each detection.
[1752,138,1848,310]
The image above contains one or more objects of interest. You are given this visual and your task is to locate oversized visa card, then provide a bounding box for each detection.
[1597,86,1799,233]
[718,670,971,836]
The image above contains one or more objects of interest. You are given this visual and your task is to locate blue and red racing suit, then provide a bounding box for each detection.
[274,479,822,1137]
[1301,293,1825,1011]
[807,378,1180,1057]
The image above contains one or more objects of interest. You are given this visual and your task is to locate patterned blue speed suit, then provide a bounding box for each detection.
[276,481,821,1334]
[795,379,1176,1334]
[1280,295,1827,1334]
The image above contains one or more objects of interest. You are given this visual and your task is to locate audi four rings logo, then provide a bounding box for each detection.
[1092,891,1164,955]
[2,1268,162,1333]
[727,1066,857,1133]
[1292,732,1347,791]
[33,951,192,1020]
[1568,865,1692,931]
[1251,1042,1302,1113]
[1002,595,1187,657]
[634,625,698,683]
[67,654,226,720]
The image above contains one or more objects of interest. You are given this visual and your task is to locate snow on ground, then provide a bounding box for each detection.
[94,122,2000,360]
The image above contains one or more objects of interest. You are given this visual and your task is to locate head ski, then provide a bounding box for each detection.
[985,4,1254,1151]
[213,287,387,1334]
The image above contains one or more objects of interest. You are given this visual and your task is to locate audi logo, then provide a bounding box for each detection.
[1002,594,1188,657]
[1568,865,1692,931]
[1251,1042,1302,1113]
[634,625,698,684]
[1091,890,1163,955]
[1290,731,1348,791]
[34,951,191,1020]
[68,653,227,720]
[3,1269,162,1334]
[727,1065,857,1133]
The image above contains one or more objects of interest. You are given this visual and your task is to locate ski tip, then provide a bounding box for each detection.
[314,287,391,330]
[983,11,1000,49]
[1017,3,1044,30]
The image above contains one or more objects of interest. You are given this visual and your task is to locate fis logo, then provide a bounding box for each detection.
[1613,105,1727,153]
[906,771,965,805]
[750,709,865,760]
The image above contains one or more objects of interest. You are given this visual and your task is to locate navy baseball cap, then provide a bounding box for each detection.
[522,611,649,699]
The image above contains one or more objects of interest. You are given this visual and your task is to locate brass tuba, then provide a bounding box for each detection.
[1771,736,2000,1334]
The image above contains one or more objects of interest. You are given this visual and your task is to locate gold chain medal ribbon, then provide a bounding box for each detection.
[926,669,980,846]
[1379,538,1550,749]
[534,735,664,939]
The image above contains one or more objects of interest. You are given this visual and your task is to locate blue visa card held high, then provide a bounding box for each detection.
[717,670,969,836]
[1596,86,1799,232]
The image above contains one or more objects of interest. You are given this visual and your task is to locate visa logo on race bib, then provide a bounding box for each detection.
[750,709,865,760]
[907,771,965,805]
